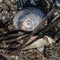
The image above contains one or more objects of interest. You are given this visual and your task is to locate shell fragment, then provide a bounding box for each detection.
[22,36,55,51]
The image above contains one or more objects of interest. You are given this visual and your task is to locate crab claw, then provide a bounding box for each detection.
[22,36,55,51]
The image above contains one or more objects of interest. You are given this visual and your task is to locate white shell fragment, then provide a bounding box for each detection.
[37,47,44,52]
[22,36,55,51]
[0,0,2,2]
[44,36,55,44]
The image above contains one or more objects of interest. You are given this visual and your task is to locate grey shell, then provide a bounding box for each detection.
[13,7,45,31]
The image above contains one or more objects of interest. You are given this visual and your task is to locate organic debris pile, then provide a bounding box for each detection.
[0,0,60,60]
[44,41,60,60]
